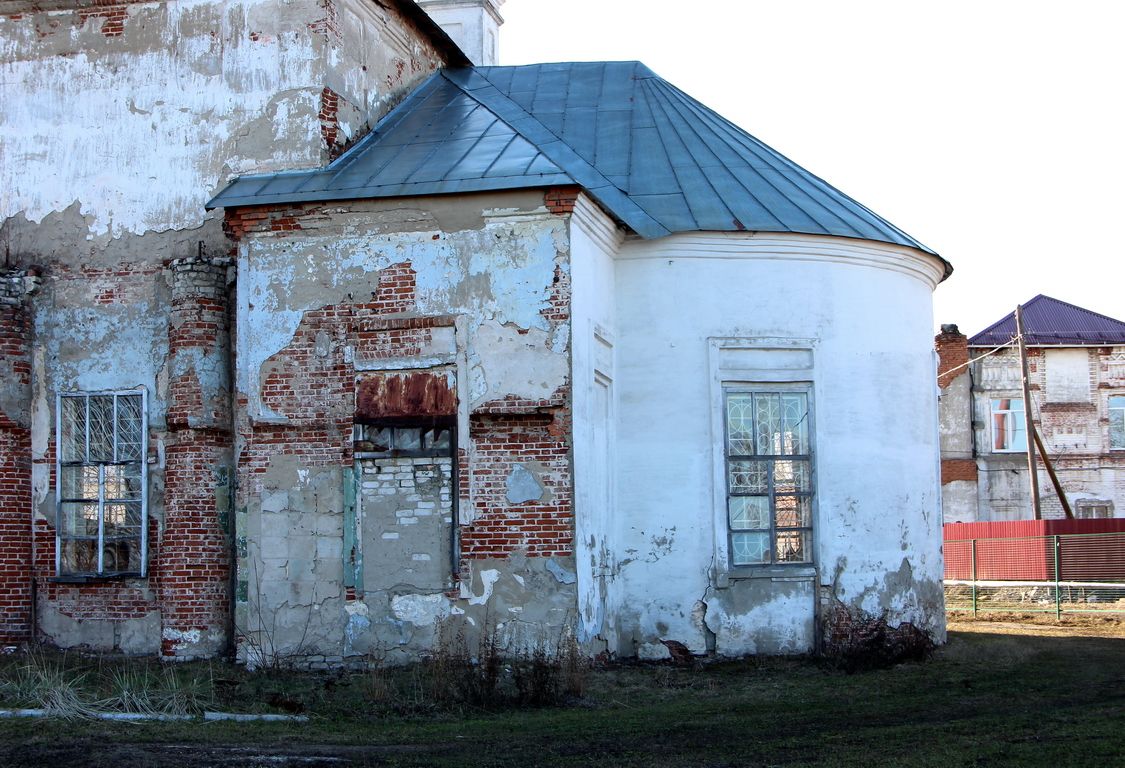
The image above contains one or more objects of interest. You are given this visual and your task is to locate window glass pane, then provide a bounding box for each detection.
[59,465,99,501]
[102,464,143,500]
[774,460,811,493]
[87,395,115,462]
[729,496,770,530]
[731,532,769,565]
[60,397,87,462]
[775,495,812,528]
[103,501,143,532]
[754,393,782,455]
[780,393,809,455]
[116,395,143,461]
[428,428,451,451]
[726,394,755,455]
[728,460,768,494]
[60,502,99,537]
[396,428,422,451]
[100,540,142,573]
[60,540,99,574]
[367,426,393,452]
[775,530,811,563]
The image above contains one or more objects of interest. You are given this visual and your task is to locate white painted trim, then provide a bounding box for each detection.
[618,232,946,289]
[571,193,624,256]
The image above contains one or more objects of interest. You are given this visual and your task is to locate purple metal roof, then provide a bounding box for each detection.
[969,294,1125,346]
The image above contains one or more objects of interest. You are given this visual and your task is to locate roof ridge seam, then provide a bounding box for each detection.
[443,67,669,238]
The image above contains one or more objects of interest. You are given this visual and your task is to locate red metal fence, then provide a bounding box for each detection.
[944,520,1125,616]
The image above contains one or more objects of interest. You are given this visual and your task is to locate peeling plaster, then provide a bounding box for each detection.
[545,558,576,585]
[505,464,544,504]
[239,206,568,418]
[461,568,500,606]
[390,593,449,626]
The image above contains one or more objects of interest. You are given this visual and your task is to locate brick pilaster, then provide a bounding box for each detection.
[0,271,36,644]
[160,257,233,658]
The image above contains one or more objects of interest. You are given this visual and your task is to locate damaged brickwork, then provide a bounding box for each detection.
[0,0,461,656]
[0,271,33,644]
[161,257,234,659]
[225,190,579,666]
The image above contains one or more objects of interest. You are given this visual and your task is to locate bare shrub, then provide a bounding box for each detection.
[824,607,934,673]
[427,616,504,708]
[557,625,589,698]
[425,617,588,709]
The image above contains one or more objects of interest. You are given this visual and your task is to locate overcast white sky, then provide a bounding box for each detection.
[499,0,1124,336]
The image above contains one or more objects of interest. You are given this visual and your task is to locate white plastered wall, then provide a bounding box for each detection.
[567,195,622,651]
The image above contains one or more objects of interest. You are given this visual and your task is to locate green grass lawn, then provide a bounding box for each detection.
[0,625,1122,767]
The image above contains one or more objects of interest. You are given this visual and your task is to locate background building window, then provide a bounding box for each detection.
[56,391,147,577]
[724,390,813,566]
[1075,500,1113,520]
[1110,395,1125,450]
[991,398,1027,452]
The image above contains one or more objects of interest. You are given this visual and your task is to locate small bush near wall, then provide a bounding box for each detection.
[425,617,588,710]
[823,606,935,672]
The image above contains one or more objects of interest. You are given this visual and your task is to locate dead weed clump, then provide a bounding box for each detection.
[0,650,215,718]
[424,618,588,710]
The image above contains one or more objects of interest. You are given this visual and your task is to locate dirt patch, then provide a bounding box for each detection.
[948,612,1125,638]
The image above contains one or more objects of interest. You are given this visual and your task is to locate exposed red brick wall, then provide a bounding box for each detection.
[160,430,231,657]
[460,411,574,558]
[319,86,342,158]
[935,325,969,389]
[0,277,32,644]
[0,429,32,643]
[544,187,581,215]
[241,261,424,485]
[941,458,978,485]
[77,4,129,38]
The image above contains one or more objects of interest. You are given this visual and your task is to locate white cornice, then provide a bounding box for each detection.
[617,232,947,290]
[571,193,624,255]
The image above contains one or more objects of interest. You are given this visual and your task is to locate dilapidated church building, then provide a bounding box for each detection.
[1,0,949,663]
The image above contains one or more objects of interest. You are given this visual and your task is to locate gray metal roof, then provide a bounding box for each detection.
[209,62,943,267]
[970,295,1125,346]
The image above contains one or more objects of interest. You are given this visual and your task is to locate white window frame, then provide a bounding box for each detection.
[55,389,149,578]
[990,397,1028,453]
[1110,395,1125,451]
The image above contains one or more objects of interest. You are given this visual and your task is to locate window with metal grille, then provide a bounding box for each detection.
[56,391,148,578]
[723,389,813,566]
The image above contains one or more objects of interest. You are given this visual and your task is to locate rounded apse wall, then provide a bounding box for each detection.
[607,232,947,656]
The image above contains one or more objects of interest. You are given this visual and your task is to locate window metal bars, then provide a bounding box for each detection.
[55,390,148,578]
[722,388,814,567]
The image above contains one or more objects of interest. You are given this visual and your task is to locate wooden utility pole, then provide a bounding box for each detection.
[1032,429,1074,519]
[1015,305,1042,520]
